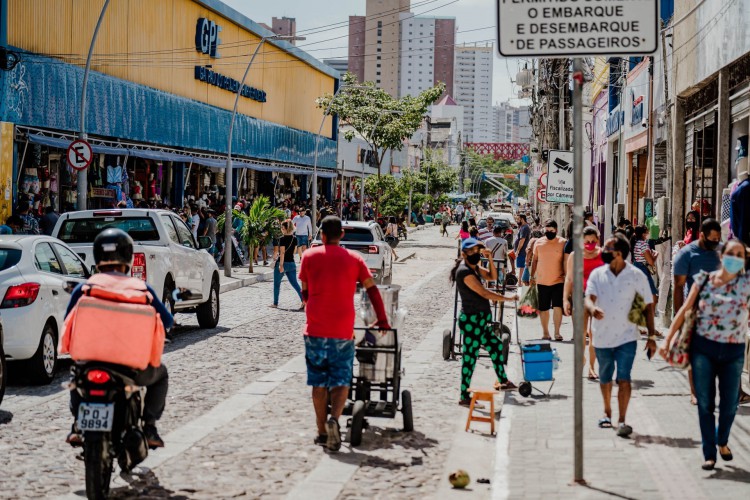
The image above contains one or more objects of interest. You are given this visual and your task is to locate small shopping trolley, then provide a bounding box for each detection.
[516,312,559,397]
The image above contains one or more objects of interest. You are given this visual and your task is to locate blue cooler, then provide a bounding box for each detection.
[521,340,554,381]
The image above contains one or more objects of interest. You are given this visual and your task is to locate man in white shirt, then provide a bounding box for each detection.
[455,203,465,223]
[484,225,509,280]
[293,209,313,257]
[586,234,658,438]
[477,217,495,241]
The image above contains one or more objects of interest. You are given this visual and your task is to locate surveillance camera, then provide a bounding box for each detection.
[641,118,648,129]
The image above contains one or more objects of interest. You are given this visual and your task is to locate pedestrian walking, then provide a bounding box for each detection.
[563,226,604,380]
[485,225,509,281]
[384,216,399,261]
[515,214,531,282]
[16,202,40,235]
[456,220,470,241]
[630,225,659,303]
[530,219,566,341]
[293,208,313,258]
[39,206,59,236]
[477,216,494,241]
[585,234,658,437]
[660,240,750,470]
[450,238,518,405]
[271,220,303,309]
[673,218,722,405]
[202,209,217,257]
[299,216,390,451]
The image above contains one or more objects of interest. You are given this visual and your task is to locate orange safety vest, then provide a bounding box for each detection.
[61,273,165,369]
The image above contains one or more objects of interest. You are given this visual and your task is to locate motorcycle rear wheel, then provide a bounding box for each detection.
[84,433,113,500]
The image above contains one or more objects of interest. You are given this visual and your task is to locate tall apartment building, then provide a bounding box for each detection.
[492,102,532,143]
[348,0,411,96]
[261,17,298,44]
[454,44,494,143]
[398,15,455,98]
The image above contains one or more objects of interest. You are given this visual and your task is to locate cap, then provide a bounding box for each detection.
[461,238,484,251]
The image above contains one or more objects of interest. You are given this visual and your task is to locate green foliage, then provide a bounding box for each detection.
[217,196,284,249]
[316,72,445,168]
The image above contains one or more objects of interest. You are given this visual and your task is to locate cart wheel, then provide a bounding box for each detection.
[401,390,414,432]
[500,324,511,336]
[519,381,532,398]
[350,400,366,446]
[442,329,453,360]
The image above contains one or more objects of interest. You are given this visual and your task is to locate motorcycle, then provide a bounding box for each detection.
[68,289,193,500]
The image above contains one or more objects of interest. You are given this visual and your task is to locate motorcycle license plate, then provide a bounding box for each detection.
[77,403,114,432]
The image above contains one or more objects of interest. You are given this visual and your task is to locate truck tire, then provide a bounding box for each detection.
[197,276,220,328]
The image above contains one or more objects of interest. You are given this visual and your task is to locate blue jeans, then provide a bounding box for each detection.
[633,261,658,296]
[595,341,637,384]
[273,261,303,306]
[690,334,746,461]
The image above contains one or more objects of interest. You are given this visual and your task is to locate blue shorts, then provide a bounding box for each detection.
[516,252,526,269]
[296,235,309,247]
[595,341,637,384]
[305,336,355,388]
[521,267,530,283]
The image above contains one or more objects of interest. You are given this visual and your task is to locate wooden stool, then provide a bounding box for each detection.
[465,387,498,434]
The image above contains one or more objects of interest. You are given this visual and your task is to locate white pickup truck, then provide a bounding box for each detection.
[52,209,220,329]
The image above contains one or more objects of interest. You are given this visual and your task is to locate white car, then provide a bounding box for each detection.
[0,315,5,404]
[52,209,220,330]
[312,221,394,284]
[0,236,90,384]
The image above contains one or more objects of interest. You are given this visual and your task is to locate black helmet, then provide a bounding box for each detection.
[93,228,134,271]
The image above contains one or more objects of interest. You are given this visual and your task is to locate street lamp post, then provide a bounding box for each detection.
[311,84,368,229]
[77,0,111,211]
[224,34,301,278]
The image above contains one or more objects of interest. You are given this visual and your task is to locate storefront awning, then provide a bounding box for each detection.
[25,131,337,178]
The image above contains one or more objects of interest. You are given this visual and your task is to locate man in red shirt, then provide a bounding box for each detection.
[299,216,391,451]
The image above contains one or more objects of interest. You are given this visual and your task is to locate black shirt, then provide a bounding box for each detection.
[279,235,297,262]
[455,262,491,314]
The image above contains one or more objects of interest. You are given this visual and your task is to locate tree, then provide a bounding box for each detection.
[218,196,284,273]
[462,150,528,202]
[317,73,445,213]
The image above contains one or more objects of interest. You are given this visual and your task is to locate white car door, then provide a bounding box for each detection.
[172,216,204,295]
[159,214,190,293]
[51,242,90,326]
[32,242,67,328]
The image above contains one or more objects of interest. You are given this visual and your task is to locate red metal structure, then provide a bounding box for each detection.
[465,143,530,161]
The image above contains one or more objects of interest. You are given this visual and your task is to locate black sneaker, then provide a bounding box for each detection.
[144,424,165,448]
[325,418,341,452]
[66,424,83,447]
[314,434,328,446]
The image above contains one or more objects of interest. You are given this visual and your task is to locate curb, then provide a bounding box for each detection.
[219,270,275,295]
[396,251,416,263]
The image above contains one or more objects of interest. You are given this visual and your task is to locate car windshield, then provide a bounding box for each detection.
[0,248,22,271]
[57,217,160,243]
[341,227,374,243]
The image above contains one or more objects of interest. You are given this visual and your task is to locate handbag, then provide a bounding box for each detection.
[628,293,647,327]
[666,276,710,369]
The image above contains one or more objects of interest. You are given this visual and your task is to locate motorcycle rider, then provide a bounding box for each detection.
[65,228,173,448]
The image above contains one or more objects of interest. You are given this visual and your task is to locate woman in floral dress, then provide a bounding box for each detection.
[661,240,749,470]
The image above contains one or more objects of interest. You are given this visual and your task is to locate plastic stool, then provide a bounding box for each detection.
[465,387,498,434]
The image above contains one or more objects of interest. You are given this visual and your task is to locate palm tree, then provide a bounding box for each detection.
[218,196,284,273]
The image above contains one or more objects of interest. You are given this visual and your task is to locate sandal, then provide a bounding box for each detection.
[739,392,750,405]
[498,381,518,391]
[554,334,563,341]
[719,447,733,461]
[587,372,599,381]
[598,417,612,429]
[701,460,716,471]
[617,423,633,437]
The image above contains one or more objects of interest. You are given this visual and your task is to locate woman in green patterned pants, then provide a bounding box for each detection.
[452,238,518,406]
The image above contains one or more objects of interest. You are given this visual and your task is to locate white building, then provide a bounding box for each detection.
[453,44,494,143]
[492,101,532,143]
[399,14,435,97]
[430,94,464,168]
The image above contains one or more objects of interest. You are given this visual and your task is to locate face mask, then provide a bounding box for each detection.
[584,242,597,251]
[722,255,745,274]
[686,220,698,229]
[704,239,719,251]
[601,252,615,264]
[545,231,557,240]
[466,253,482,265]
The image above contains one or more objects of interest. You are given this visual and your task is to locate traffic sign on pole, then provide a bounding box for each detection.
[495,0,659,57]
[67,139,93,171]
[546,150,575,204]
[539,172,548,188]
[536,188,546,203]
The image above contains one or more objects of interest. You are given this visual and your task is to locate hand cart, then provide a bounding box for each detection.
[515,310,558,397]
[343,327,413,446]
[443,254,514,361]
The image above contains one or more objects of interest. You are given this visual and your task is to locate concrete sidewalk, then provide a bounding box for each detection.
[497,307,750,499]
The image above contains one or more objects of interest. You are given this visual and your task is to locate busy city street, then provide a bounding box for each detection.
[0,226,748,499]
[2,0,750,499]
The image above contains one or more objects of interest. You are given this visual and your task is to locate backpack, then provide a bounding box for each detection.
[61,273,165,370]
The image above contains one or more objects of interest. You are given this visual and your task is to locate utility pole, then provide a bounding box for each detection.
[660,21,673,223]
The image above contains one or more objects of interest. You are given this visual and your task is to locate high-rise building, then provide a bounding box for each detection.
[347,0,410,96]
[492,102,532,143]
[398,15,455,98]
[454,44,494,143]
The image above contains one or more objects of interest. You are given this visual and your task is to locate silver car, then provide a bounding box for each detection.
[312,221,394,284]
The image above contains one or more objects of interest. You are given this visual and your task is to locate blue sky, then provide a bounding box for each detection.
[222,0,526,104]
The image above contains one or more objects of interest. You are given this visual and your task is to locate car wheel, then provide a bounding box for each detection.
[27,321,58,385]
[197,276,220,329]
